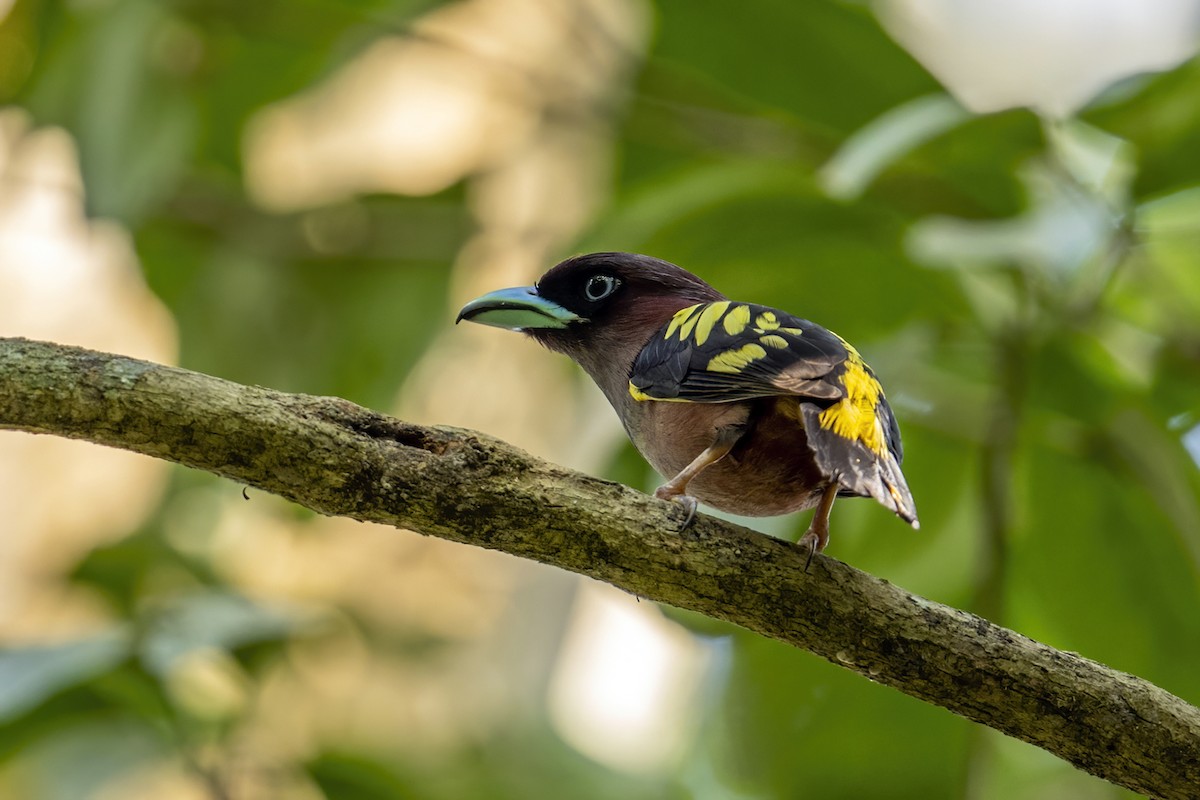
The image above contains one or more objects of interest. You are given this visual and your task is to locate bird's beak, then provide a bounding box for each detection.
[455,286,581,331]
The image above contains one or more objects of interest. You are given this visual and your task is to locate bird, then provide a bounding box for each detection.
[456,252,917,565]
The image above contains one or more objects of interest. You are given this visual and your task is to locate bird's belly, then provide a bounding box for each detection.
[628,397,829,517]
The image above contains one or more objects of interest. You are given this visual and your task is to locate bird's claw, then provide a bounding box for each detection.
[673,495,698,529]
[655,486,698,529]
[798,530,819,573]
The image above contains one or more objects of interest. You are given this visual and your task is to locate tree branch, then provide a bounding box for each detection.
[1,337,1196,799]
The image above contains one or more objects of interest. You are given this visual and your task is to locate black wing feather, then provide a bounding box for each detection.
[630,302,848,403]
[629,300,918,527]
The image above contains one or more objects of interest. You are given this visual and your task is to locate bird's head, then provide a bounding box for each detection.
[456,253,724,381]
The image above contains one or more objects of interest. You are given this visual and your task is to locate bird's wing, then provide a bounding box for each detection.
[629,301,917,525]
[629,301,848,403]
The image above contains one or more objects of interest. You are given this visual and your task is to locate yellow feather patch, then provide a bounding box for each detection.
[628,380,693,403]
[818,350,886,456]
[755,311,779,331]
[722,304,751,336]
[707,343,767,374]
[779,326,803,336]
[679,307,704,341]
[693,301,731,346]
[664,304,702,340]
[759,334,789,349]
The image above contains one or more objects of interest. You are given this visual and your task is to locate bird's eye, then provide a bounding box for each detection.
[584,274,620,302]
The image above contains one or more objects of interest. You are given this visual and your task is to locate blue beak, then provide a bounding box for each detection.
[456,286,581,331]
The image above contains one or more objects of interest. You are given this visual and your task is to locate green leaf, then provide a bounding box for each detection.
[0,631,130,722]
[139,591,307,676]
[820,93,972,201]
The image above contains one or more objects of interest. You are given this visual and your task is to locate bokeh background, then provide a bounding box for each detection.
[2,0,1199,798]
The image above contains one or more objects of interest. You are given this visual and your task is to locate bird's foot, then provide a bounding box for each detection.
[655,485,699,529]
[798,484,837,572]
[797,525,830,573]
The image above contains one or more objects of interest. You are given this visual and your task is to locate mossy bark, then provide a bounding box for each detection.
[1,337,1197,799]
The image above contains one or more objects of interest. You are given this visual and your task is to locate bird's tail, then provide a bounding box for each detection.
[801,404,919,528]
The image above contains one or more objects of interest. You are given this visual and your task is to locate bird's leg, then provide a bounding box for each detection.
[654,423,746,528]
[799,484,839,571]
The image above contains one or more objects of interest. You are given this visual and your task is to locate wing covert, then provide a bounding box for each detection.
[628,302,849,404]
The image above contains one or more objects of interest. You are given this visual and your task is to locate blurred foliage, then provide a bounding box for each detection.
[2,0,1200,798]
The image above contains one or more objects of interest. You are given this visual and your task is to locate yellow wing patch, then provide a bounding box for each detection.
[817,345,887,456]
[629,380,694,402]
[753,312,802,336]
[707,343,767,374]
[667,303,805,352]
[755,311,777,329]
[722,303,751,336]
[661,302,817,377]
[664,304,703,340]
[693,301,731,346]
[678,308,703,341]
